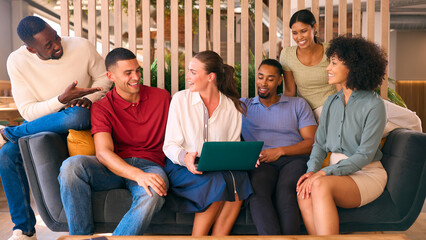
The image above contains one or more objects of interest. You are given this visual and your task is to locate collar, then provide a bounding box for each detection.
[252,94,288,104]
[112,85,148,109]
[191,91,223,108]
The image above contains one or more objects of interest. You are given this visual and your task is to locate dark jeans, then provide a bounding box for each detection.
[249,155,308,235]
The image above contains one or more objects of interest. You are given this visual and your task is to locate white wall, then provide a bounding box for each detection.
[0,0,13,80]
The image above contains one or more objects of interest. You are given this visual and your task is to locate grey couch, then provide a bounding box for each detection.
[19,128,426,234]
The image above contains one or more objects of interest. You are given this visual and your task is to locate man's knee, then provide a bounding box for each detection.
[63,107,91,130]
[58,156,91,185]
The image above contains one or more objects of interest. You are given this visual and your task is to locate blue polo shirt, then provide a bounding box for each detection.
[241,94,317,150]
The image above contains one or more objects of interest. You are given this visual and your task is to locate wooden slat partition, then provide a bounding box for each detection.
[199,0,207,52]
[227,0,235,67]
[367,0,375,41]
[101,0,109,58]
[114,0,122,48]
[241,0,249,98]
[88,0,96,46]
[157,0,165,89]
[171,0,178,94]
[283,0,291,48]
[185,0,192,89]
[353,0,361,35]
[311,0,319,30]
[381,0,390,99]
[142,0,150,86]
[213,0,220,54]
[60,0,69,36]
[396,81,426,132]
[269,0,277,59]
[128,0,136,53]
[73,0,82,37]
[325,0,333,42]
[59,0,390,98]
[339,0,347,35]
[298,0,305,10]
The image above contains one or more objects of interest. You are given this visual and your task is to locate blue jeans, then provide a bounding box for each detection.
[0,107,90,235]
[58,155,168,235]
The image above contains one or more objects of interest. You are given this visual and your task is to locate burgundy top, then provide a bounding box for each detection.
[91,85,171,167]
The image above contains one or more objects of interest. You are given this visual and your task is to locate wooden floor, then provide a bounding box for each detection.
[0,188,425,240]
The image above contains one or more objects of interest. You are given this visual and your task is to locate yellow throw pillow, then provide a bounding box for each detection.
[67,129,95,156]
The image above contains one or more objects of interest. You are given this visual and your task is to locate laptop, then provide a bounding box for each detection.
[196,141,264,171]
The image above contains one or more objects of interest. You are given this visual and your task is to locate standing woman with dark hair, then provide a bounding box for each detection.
[296,35,388,235]
[279,9,340,119]
[163,50,252,236]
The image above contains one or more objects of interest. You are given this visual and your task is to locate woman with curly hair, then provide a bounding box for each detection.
[296,35,388,235]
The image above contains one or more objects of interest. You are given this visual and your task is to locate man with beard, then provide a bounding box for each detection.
[1,16,111,240]
[241,59,317,235]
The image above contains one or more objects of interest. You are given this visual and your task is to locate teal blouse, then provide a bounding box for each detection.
[307,90,387,175]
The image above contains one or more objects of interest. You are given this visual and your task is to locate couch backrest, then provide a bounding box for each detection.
[381,128,426,217]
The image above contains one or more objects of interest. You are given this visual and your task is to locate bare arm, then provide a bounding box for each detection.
[283,71,297,97]
[258,125,317,163]
[94,132,167,197]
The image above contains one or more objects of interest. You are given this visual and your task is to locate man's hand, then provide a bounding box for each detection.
[258,148,283,163]
[134,171,168,197]
[184,152,202,175]
[65,97,93,109]
[58,81,102,104]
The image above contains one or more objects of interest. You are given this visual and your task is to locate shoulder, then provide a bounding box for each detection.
[240,97,255,106]
[92,90,113,109]
[144,85,170,99]
[7,46,29,64]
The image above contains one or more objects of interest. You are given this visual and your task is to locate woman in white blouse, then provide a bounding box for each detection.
[163,50,252,236]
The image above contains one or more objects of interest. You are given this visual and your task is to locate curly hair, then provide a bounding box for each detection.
[326,35,388,91]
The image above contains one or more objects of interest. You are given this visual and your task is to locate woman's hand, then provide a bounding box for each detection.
[184,152,203,175]
[296,170,326,199]
[258,148,283,163]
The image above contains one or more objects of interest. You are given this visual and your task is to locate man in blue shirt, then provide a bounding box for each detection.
[241,59,317,235]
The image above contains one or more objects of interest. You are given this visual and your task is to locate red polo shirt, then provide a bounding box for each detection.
[91,85,171,167]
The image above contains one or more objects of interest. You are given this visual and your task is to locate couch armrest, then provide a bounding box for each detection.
[381,128,426,220]
[19,131,70,231]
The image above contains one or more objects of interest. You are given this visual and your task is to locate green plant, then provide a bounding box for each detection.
[375,78,407,108]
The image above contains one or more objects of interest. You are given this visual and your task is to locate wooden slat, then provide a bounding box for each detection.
[352,0,361,35]
[171,0,178,94]
[73,0,82,37]
[298,0,305,10]
[312,0,319,29]
[381,0,390,99]
[255,0,262,82]
[339,0,347,35]
[88,0,96,46]
[199,0,207,51]
[241,0,249,98]
[283,0,291,48]
[227,0,235,66]
[213,0,220,54]
[157,0,165,89]
[101,0,110,58]
[367,0,375,42]
[60,0,69,36]
[185,0,192,89]
[269,0,277,59]
[114,0,122,47]
[142,0,150,86]
[128,0,136,53]
[325,0,333,42]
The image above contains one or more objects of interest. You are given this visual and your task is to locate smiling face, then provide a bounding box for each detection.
[26,25,63,60]
[107,58,141,102]
[291,21,317,49]
[256,64,283,99]
[326,54,350,86]
[186,58,213,92]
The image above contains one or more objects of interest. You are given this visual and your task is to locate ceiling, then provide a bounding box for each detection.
[24,0,426,30]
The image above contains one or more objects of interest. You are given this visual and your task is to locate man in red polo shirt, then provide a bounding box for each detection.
[58,48,171,236]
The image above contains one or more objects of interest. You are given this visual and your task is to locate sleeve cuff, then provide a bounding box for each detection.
[178,149,187,166]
